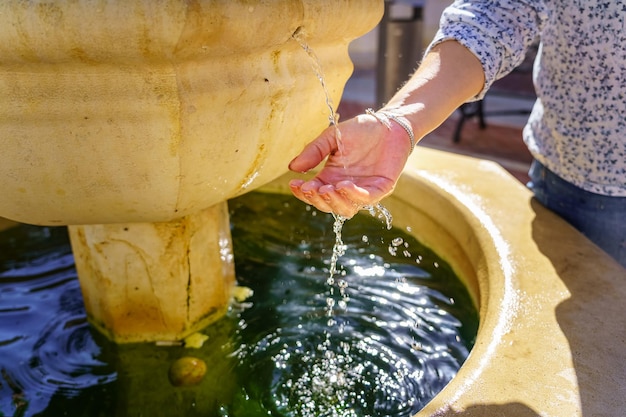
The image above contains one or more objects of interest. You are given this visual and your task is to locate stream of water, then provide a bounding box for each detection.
[291,28,397,318]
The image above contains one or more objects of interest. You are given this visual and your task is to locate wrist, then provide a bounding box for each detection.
[365,108,415,154]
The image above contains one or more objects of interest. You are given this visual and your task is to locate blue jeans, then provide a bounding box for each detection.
[528,160,626,268]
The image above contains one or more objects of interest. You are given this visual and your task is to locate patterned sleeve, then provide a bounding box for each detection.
[426,0,549,100]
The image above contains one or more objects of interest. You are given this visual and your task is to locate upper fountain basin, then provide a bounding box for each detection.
[0,0,382,225]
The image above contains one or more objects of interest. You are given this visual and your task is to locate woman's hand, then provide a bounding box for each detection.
[288,113,412,218]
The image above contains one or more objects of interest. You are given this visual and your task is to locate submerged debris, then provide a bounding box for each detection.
[232,285,254,303]
[168,356,207,387]
[183,332,209,349]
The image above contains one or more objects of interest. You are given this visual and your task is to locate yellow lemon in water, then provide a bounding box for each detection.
[168,356,207,387]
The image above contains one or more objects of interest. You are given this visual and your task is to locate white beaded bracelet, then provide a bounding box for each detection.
[366,108,415,153]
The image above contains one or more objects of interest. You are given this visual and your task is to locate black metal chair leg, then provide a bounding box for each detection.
[477,99,487,129]
[453,100,486,143]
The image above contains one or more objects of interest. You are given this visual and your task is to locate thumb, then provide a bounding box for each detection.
[288,125,338,173]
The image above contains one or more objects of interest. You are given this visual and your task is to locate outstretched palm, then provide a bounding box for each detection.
[288,114,411,218]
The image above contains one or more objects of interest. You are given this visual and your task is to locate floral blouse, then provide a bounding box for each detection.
[429,0,626,197]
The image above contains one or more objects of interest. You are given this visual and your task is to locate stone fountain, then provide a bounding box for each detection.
[0,0,383,343]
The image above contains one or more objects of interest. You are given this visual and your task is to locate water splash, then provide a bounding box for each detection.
[326,214,347,315]
[229,192,478,416]
[325,204,392,317]
[365,203,393,230]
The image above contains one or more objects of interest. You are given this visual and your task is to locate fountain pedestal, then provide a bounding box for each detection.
[68,203,233,343]
[0,0,383,342]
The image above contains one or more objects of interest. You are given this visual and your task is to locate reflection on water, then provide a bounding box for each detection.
[0,225,117,416]
[0,192,477,417]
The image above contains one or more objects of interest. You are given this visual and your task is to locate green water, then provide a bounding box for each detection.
[0,192,478,417]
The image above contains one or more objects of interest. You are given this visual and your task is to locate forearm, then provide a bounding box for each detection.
[381,40,485,141]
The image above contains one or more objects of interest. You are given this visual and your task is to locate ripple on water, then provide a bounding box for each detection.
[227,192,478,417]
[0,226,116,416]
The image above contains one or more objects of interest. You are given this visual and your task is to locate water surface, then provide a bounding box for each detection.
[0,192,477,417]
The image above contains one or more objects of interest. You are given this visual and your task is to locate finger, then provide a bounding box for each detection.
[302,191,335,214]
[317,186,361,219]
[294,179,371,217]
[289,179,308,202]
[288,126,337,173]
[289,179,314,206]
[289,179,335,213]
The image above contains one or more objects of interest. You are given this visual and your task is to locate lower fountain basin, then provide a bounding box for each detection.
[268,147,626,416]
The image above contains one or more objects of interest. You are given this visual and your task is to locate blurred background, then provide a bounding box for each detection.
[341,0,536,183]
